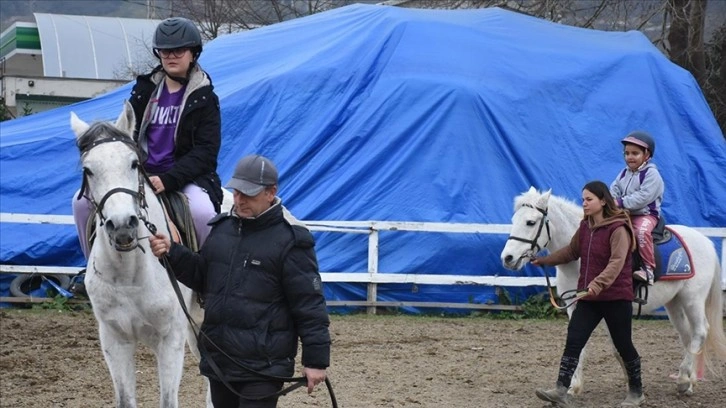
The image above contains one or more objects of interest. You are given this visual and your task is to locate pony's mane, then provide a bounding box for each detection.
[77,122,134,155]
[513,188,582,221]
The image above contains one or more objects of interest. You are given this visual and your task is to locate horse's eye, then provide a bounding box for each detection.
[131,160,139,170]
[526,220,536,226]
[83,167,93,176]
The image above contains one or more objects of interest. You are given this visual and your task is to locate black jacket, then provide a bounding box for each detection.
[167,200,331,381]
[129,64,223,211]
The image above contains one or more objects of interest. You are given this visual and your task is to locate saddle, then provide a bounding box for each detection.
[85,191,198,253]
[159,192,199,252]
[631,216,694,305]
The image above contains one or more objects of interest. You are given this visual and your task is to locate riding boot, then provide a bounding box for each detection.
[535,355,578,407]
[535,383,570,407]
[621,357,645,407]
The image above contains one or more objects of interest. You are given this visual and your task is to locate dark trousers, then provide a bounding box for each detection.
[557,300,640,387]
[209,379,284,408]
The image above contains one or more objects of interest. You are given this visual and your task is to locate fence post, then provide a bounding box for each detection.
[367,228,379,315]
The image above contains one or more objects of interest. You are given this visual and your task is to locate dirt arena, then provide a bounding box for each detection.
[1,309,724,408]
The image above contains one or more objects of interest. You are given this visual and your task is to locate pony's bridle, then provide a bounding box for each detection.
[506,203,551,261]
[76,136,155,251]
[506,203,589,310]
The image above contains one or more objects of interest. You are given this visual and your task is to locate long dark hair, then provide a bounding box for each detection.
[583,180,636,251]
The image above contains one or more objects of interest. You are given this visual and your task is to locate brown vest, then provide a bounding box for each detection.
[577,219,633,301]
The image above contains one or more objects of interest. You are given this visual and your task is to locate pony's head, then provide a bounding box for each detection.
[71,102,146,252]
[500,186,552,270]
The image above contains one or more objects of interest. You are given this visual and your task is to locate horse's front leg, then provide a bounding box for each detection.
[565,305,588,395]
[99,323,138,408]
[569,345,588,395]
[154,327,187,408]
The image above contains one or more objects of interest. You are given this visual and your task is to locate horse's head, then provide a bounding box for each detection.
[500,186,552,270]
[71,102,145,252]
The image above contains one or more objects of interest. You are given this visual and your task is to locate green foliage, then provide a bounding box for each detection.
[20,102,33,116]
[0,99,12,122]
[520,293,561,319]
[31,294,72,311]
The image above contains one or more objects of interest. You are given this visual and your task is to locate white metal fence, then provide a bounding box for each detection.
[2,212,725,313]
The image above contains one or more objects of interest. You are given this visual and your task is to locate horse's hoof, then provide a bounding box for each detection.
[676,382,693,396]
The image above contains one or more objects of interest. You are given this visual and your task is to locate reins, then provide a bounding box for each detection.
[538,265,589,310]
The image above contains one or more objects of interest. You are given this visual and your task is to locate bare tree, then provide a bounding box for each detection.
[170,0,361,39]
[704,23,726,135]
[666,0,707,84]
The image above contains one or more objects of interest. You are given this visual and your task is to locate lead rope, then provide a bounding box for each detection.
[538,265,589,310]
[145,222,338,407]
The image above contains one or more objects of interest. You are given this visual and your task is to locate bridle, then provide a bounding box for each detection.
[76,135,157,251]
[506,203,587,310]
[506,203,551,261]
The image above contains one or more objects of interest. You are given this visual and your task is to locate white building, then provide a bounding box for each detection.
[1,13,161,118]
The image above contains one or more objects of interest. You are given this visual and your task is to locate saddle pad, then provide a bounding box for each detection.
[657,227,694,281]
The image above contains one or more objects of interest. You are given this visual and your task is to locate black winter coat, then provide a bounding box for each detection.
[129,64,223,211]
[166,201,331,381]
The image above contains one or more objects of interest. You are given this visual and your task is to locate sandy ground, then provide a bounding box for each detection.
[0,309,724,408]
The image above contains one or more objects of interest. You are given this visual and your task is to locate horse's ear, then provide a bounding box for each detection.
[537,189,552,209]
[70,112,90,139]
[115,100,136,137]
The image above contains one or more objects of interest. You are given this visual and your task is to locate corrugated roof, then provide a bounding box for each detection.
[34,13,161,80]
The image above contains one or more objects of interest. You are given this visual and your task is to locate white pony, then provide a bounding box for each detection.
[500,187,726,396]
[71,102,219,408]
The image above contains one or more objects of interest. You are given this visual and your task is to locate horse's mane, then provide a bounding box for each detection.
[77,122,135,156]
[513,188,583,231]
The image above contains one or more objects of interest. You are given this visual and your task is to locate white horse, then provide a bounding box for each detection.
[500,187,726,396]
[71,102,217,408]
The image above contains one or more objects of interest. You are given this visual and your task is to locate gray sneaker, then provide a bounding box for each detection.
[644,266,654,286]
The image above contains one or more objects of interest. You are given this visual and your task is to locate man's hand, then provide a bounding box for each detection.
[303,367,326,394]
[149,233,171,258]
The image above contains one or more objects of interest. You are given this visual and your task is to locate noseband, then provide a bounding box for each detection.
[76,135,155,250]
[506,203,551,259]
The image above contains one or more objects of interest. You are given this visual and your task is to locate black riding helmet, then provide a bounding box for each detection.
[152,17,203,60]
[621,131,655,158]
[152,17,203,85]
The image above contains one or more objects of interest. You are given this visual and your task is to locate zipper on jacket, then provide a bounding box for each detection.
[585,229,594,286]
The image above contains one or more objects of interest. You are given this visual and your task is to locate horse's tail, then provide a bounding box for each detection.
[701,256,726,378]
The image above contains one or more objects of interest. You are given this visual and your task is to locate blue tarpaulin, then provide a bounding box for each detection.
[1,5,724,309]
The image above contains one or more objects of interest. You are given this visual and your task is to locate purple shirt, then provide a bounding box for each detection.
[144,84,186,174]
